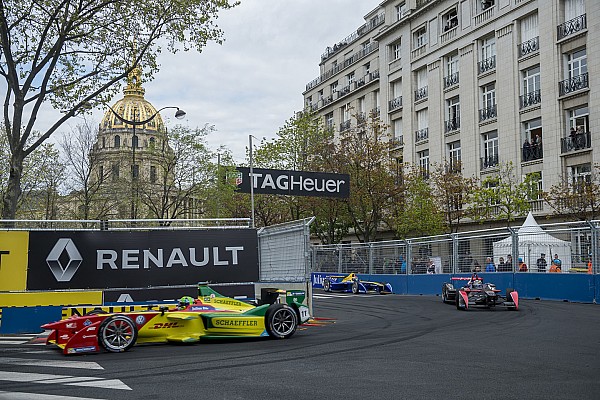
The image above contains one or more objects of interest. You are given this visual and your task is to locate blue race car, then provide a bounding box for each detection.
[322,273,393,294]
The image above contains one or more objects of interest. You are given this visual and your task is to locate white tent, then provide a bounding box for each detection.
[493,212,572,272]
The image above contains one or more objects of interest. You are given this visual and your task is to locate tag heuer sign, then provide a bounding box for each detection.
[236,167,350,198]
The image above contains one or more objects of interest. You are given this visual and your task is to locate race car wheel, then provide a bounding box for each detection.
[265,304,298,339]
[351,280,360,294]
[98,315,138,353]
[323,279,331,292]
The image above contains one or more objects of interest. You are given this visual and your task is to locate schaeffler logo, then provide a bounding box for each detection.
[46,238,83,282]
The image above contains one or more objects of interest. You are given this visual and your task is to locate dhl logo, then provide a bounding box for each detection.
[150,322,182,329]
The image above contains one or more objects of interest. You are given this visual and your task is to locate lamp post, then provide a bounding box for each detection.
[249,134,258,229]
[107,106,186,219]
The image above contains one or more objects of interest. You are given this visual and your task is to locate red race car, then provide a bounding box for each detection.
[442,273,519,311]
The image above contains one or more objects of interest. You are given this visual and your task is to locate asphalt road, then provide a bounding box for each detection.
[1,292,600,399]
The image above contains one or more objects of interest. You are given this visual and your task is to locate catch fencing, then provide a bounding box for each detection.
[311,218,599,275]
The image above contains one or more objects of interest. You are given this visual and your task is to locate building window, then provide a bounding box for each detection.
[150,166,157,183]
[111,164,120,181]
[396,2,407,21]
[565,0,585,21]
[481,0,495,12]
[325,112,334,130]
[413,26,427,49]
[522,118,543,161]
[114,135,121,148]
[562,105,590,152]
[415,67,428,101]
[330,81,338,95]
[479,36,496,74]
[560,48,588,95]
[444,53,459,88]
[481,131,499,169]
[418,149,430,179]
[519,13,539,57]
[570,164,591,191]
[391,41,402,60]
[448,141,461,172]
[132,164,139,180]
[521,66,541,109]
[480,83,496,121]
[416,109,429,142]
[442,7,458,31]
[347,72,355,86]
[445,96,460,133]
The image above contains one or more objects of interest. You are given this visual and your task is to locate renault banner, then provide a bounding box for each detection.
[236,167,350,198]
[26,230,258,290]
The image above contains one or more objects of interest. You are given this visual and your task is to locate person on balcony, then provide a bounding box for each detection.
[522,138,531,161]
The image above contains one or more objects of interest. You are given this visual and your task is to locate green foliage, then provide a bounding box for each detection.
[1,0,238,219]
[469,162,534,226]
[543,164,600,221]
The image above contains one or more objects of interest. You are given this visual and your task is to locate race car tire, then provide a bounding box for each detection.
[351,280,360,295]
[506,288,518,310]
[265,304,298,339]
[98,315,138,353]
[323,279,331,292]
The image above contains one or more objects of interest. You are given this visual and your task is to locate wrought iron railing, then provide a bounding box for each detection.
[520,90,541,109]
[480,154,499,169]
[478,55,496,75]
[559,73,589,96]
[561,132,591,153]
[479,104,497,122]
[521,144,543,162]
[415,128,429,142]
[557,14,586,40]
[444,72,459,88]
[445,117,460,133]
[389,96,403,112]
[414,86,428,102]
[518,36,539,57]
[340,120,351,132]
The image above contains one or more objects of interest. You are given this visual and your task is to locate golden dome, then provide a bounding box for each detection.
[100,65,165,132]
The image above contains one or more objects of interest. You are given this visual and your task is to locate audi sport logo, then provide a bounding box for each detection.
[46,238,83,282]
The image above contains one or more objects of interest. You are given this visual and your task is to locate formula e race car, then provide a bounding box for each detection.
[322,273,393,294]
[441,274,519,311]
[42,283,310,355]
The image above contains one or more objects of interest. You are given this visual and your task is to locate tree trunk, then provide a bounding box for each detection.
[1,150,24,221]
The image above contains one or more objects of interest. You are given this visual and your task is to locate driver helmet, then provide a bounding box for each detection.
[177,296,195,309]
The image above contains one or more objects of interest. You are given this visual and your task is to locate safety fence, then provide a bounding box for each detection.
[311,216,598,275]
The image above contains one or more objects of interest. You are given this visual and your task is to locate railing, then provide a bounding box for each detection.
[518,36,539,57]
[370,70,380,81]
[416,0,432,7]
[478,55,496,75]
[411,44,427,60]
[415,128,429,142]
[354,78,366,89]
[320,13,385,62]
[557,14,586,40]
[479,104,497,122]
[520,90,541,109]
[337,85,351,99]
[475,5,494,25]
[559,73,589,96]
[561,132,591,153]
[444,72,459,89]
[440,26,457,44]
[445,117,460,133]
[389,96,403,112]
[521,144,543,162]
[307,42,379,91]
[481,154,499,169]
[0,218,252,230]
[390,136,404,147]
[414,86,428,102]
[356,112,367,124]
[340,120,351,132]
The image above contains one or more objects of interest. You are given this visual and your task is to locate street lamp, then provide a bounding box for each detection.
[107,106,186,219]
[249,134,258,229]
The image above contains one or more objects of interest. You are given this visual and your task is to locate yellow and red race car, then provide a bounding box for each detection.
[42,283,310,355]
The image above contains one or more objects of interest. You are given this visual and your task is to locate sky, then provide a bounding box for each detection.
[46,0,377,162]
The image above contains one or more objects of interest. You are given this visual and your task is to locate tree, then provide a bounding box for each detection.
[59,119,116,220]
[430,161,477,233]
[469,162,537,226]
[394,165,445,238]
[0,0,238,220]
[335,112,400,242]
[543,165,600,220]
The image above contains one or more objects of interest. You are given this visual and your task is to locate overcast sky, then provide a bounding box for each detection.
[48,0,376,162]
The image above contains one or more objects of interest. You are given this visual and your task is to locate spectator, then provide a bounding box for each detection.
[518,257,528,272]
[497,257,506,271]
[426,259,435,274]
[569,127,577,150]
[485,257,496,272]
[473,260,481,273]
[553,253,562,265]
[399,255,407,274]
[536,253,547,273]
[504,254,513,272]
[549,258,562,273]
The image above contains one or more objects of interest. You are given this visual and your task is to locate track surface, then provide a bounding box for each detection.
[2,293,600,399]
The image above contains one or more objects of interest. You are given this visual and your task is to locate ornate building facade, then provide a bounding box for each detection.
[303,0,597,226]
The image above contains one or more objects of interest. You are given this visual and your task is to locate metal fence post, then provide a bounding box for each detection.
[451,233,459,274]
[406,239,412,275]
[586,221,598,275]
[337,244,343,273]
[368,243,374,274]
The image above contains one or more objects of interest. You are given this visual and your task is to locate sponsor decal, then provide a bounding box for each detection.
[191,306,215,311]
[68,346,96,354]
[82,335,97,339]
[135,315,145,325]
[83,319,92,326]
[150,322,182,329]
[66,323,77,329]
[86,326,96,332]
[212,298,241,306]
[213,319,258,327]
[236,167,350,198]
[46,238,83,282]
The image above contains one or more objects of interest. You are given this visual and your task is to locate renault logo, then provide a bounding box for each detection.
[46,238,83,282]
